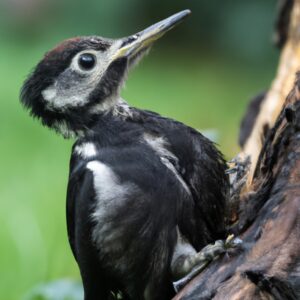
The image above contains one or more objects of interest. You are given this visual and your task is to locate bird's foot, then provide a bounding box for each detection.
[227,154,251,193]
[226,155,251,223]
[172,235,242,293]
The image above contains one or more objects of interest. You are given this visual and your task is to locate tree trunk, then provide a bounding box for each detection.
[242,0,300,188]
[173,1,300,299]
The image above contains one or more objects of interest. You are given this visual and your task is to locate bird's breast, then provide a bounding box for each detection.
[86,160,137,258]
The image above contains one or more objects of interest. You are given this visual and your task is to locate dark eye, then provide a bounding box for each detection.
[78,53,96,70]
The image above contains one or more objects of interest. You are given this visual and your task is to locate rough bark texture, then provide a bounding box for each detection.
[242,0,300,187]
[173,1,300,299]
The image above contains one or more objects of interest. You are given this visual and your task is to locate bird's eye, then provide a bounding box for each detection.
[78,53,96,70]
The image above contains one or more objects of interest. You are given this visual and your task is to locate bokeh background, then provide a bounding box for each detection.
[0,0,278,299]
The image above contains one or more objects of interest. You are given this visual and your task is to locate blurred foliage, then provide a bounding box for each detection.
[0,0,275,61]
[0,1,278,299]
[24,280,83,300]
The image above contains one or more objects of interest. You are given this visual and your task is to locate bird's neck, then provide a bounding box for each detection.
[55,97,133,139]
[108,98,133,119]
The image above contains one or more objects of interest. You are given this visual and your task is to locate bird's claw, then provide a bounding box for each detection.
[226,155,251,223]
[227,155,251,188]
[173,235,243,293]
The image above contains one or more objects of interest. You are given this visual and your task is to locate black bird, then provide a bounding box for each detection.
[20,10,229,300]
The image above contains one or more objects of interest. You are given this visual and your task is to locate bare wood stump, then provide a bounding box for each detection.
[173,1,300,299]
[242,0,300,187]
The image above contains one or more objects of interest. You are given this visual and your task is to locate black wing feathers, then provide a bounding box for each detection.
[129,109,229,250]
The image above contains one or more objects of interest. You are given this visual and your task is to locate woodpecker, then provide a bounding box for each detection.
[20,10,229,300]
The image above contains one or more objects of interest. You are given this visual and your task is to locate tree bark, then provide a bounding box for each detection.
[242,0,300,188]
[173,1,300,299]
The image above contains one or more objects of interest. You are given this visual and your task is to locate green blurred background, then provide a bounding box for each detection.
[0,0,278,299]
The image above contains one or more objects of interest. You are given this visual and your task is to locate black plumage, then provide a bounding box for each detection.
[66,110,228,299]
[20,11,229,300]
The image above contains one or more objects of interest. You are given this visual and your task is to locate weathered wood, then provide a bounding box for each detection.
[173,2,300,299]
[174,76,300,300]
[274,0,293,48]
[241,0,300,188]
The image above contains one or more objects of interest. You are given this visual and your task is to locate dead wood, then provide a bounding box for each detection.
[241,0,300,188]
[173,1,300,299]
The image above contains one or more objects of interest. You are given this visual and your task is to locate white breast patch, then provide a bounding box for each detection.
[75,142,97,158]
[86,160,135,254]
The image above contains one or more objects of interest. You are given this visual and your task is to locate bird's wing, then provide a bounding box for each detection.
[66,156,94,261]
[156,124,229,251]
[187,130,228,246]
[131,109,229,250]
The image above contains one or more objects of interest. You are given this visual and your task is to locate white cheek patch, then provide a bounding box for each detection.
[74,142,97,158]
[42,73,94,110]
[41,46,120,110]
[42,86,56,101]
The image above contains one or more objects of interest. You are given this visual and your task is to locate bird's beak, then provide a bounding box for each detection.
[112,9,191,61]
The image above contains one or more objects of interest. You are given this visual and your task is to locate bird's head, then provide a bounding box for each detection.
[20,10,191,137]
